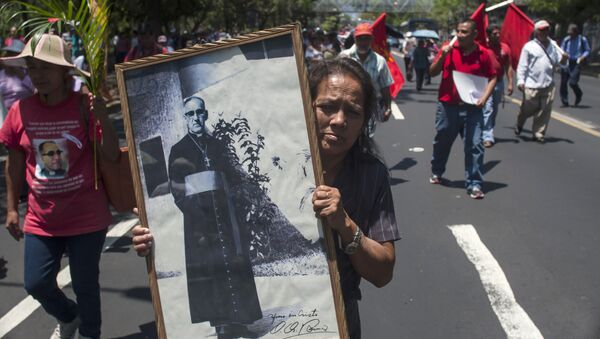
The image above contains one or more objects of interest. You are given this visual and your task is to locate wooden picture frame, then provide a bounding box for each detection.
[115,24,348,339]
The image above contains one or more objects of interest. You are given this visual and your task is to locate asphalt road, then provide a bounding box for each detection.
[361,57,600,339]
[551,72,600,129]
[1,66,599,338]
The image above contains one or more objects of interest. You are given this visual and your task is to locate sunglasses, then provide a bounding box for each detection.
[184,109,208,119]
[42,150,63,157]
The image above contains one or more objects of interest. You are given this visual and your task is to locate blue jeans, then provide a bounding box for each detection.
[560,61,582,105]
[431,102,484,190]
[24,229,107,338]
[482,79,504,143]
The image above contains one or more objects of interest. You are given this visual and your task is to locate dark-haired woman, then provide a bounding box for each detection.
[133,58,400,339]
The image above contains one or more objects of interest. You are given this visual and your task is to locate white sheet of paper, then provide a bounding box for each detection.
[452,71,488,105]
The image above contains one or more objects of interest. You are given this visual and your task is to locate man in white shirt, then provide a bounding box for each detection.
[515,20,567,143]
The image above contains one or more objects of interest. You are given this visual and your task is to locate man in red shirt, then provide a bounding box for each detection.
[482,25,514,148]
[428,19,497,199]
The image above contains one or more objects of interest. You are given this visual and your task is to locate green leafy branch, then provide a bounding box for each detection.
[0,0,110,95]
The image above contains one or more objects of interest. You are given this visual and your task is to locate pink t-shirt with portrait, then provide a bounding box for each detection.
[0,92,112,236]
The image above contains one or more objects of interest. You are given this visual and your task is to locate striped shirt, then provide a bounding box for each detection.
[339,45,394,97]
[561,35,590,61]
[333,149,401,301]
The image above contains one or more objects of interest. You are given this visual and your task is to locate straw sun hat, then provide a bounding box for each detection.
[0,33,89,77]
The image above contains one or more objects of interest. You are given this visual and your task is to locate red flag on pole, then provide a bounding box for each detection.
[470,3,489,47]
[370,13,404,98]
[500,3,534,70]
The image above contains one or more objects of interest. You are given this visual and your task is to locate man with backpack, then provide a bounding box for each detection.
[559,23,590,107]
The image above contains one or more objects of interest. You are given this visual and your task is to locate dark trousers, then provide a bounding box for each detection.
[415,67,427,90]
[345,298,361,339]
[560,60,582,105]
[24,229,107,338]
[404,56,413,81]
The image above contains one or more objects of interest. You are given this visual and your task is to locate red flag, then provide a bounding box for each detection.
[500,3,534,70]
[470,3,488,47]
[370,13,404,98]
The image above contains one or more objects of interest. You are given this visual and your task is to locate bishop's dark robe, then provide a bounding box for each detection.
[168,133,262,325]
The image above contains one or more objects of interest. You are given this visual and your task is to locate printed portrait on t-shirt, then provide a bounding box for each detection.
[33,138,69,179]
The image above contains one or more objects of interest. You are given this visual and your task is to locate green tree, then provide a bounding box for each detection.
[432,0,482,34]
[1,0,110,95]
[526,0,600,26]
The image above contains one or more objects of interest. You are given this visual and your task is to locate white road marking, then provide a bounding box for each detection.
[448,224,544,339]
[391,101,405,120]
[506,96,600,138]
[0,218,139,338]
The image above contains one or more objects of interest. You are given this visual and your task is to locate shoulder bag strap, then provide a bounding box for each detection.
[534,39,556,66]
[78,94,100,189]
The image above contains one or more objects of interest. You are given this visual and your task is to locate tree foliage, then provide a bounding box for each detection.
[526,0,600,25]
[430,0,600,35]
[432,0,482,34]
[1,0,318,39]
[1,0,110,95]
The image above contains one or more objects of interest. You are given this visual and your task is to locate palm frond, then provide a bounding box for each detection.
[0,0,111,96]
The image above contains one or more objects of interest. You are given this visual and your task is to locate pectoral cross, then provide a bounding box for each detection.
[188,133,212,169]
[203,154,211,169]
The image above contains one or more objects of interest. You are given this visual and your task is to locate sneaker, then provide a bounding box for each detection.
[575,95,582,107]
[483,140,493,148]
[533,136,545,143]
[468,187,485,199]
[429,174,442,184]
[50,316,80,339]
[514,125,522,136]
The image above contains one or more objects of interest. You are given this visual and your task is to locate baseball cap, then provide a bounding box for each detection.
[157,35,167,43]
[0,33,89,76]
[354,23,373,37]
[534,20,550,30]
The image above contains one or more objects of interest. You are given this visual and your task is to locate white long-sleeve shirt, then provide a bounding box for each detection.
[517,38,563,89]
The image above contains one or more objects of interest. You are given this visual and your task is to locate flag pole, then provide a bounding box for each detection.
[485,0,513,12]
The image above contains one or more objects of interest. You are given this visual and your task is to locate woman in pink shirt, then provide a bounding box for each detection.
[0,34,118,339]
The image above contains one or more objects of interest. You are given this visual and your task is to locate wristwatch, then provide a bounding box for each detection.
[344,227,363,255]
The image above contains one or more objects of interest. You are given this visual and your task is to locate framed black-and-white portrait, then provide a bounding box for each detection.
[115,24,348,338]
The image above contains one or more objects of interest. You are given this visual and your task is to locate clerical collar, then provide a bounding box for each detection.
[189,132,207,140]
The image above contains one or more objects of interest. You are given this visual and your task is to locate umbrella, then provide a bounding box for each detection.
[411,29,440,40]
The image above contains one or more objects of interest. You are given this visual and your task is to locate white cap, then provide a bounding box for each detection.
[534,20,550,30]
